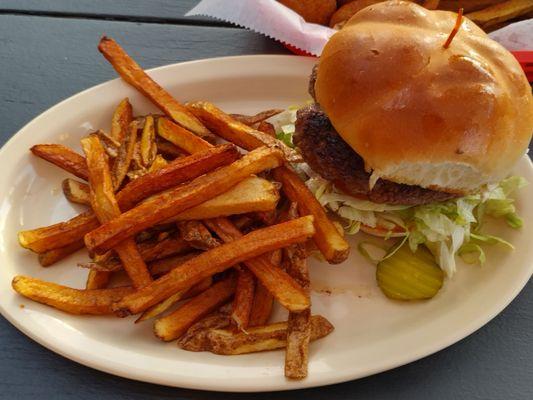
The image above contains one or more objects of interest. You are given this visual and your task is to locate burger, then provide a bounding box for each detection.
[280,1,533,275]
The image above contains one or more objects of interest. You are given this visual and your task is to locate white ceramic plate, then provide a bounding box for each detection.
[0,55,532,392]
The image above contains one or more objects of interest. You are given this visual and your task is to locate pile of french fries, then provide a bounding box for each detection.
[279,0,533,32]
[13,36,350,380]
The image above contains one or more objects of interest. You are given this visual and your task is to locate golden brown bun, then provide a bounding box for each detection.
[315,1,533,194]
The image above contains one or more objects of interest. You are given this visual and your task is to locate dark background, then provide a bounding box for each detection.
[0,1,531,399]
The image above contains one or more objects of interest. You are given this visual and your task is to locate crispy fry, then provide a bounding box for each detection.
[86,270,111,289]
[94,129,120,158]
[98,37,211,137]
[154,276,236,341]
[139,236,190,263]
[148,252,200,277]
[196,315,334,355]
[230,109,283,126]
[18,211,99,253]
[204,217,310,312]
[157,117,212,155]
[180,101,348,264]
[231,267,255,330]
[256,121,276,137]
[248,282,274,327]
[136,277,212,323]
[110,98,133,142]
[85,146,284,254]
[80,236,191,272]
[273,166,350,264]
[19,145,240,253]
[112,120,138,190]
[465,0,533,30]
[169,177,279,222]
[62,178,91,206]
[178,311,232,351]
[112,216,315,316]
[148,154,168,172]
[116,143,239,210]
[187,101,302,163]
[30,144,88,180]
[38,240,85,267]
[155,138,184,158]
[81,135,152,289]
[12,275,133,315]
[284,232,311,380]
[140,115,157,167]
[177,221,220,250]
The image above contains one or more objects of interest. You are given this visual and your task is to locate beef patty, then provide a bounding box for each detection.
[294,104,458,205]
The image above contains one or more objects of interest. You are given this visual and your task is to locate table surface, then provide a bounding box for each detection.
[0,2,532,399]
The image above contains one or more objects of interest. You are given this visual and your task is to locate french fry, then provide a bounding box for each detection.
[30,144,88,180]
[79,235,191,272]
[18,211,99,253]
[81,135,152,289]
[136,277,212,323]
[181,101,349,264]
[85,146,285,254]
[284,234,311,380]
[187,101,302,163]
[157,117,212,155]
[140,115,157,167]
[110,98,133,142]
[19,145,239,253]
[148,154,168,171]
[116,143,239,210]
[231,266,255,330]
[273,166,350,264]
[177,221,220,250]
[155,138,184,158]
[178,311,231,351]
[62,178,91,206]
[112,120,138,190]
[154,276,236,341]
[230,109,283,126]
[38,240,85,267]
[94,129,120,158]
[466,0,533,30]
[98,37,211,138]
[248,282,274,327]
[12,275,133,315]
[148,252,200,277]
[198,315,334,355]
[112,216,315,316]
[169,176,279,222]
[86,270,111,290]
[204,217,310,312]
[256,121,276,137]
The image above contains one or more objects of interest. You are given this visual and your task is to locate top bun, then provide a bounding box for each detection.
[315,0,533,194]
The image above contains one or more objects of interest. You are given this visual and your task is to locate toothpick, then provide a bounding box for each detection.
[443,8,464,49]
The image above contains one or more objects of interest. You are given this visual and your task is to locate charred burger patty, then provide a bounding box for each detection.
[294,103,459,205]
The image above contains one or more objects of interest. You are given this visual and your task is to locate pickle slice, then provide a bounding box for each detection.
[377,243,444,300]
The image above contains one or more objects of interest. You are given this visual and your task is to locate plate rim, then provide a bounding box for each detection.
[0,54,532,392]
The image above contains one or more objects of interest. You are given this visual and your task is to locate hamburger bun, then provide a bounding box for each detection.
[315,0,533,194]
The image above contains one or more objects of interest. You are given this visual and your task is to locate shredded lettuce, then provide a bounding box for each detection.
[315,175,527,276]
[267,108,527,277]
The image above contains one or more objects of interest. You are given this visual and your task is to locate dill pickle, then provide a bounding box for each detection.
[376,243,444,300]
